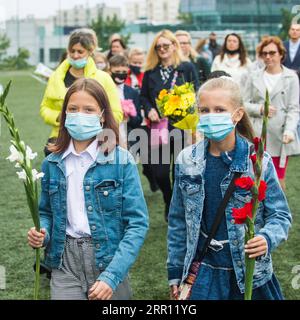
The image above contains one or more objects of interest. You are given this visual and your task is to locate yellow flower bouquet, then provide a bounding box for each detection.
[156,83,198,130]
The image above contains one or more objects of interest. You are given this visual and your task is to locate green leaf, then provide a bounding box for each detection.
[0,81,12,106]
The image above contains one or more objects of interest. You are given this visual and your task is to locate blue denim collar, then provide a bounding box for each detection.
[190,134,250,173]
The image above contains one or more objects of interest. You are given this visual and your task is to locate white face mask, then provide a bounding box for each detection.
[96,62,106,70]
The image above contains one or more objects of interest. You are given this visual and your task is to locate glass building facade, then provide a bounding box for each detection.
[180,0,298,35]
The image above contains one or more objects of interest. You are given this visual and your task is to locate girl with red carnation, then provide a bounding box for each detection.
[167,76,292,300]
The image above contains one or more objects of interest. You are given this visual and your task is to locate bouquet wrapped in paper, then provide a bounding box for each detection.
[156,83,198,130]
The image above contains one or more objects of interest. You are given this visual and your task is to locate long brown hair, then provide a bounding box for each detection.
[197,77,255,142]
[48,78,120,154]
[220,33,248,66]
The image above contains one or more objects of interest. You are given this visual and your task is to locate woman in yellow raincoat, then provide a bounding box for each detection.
[40,28,123,155]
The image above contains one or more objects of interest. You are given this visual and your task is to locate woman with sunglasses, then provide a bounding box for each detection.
[140,29,199,222]
[244,36,300,191]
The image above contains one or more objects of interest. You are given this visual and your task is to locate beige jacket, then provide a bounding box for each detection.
[243,66,300,166]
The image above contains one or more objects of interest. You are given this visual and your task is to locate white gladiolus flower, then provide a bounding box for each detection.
[26,146,37,160]
[6,145,24,163]
[16,170,27,180]
[32,169,44,182]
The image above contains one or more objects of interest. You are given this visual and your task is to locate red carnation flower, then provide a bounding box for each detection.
[253,137,261,152]
[258,180,267,201]
[235,177,255,190]
[232,201,253,224]
[250,153,257,165]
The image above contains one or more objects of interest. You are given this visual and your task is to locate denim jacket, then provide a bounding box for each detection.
[167,135,292,293]
[39,146,149,291]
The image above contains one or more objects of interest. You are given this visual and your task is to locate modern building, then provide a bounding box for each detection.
[3,4,121,68]
[55,3,120,27]
[126,0,180,24]
[179,0,298,36]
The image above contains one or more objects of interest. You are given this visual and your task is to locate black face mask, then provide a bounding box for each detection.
[129,65,141,75]
[111,72,127,84]
[225,48,240,55]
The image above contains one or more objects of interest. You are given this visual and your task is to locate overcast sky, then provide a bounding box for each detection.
[0,0,128,20]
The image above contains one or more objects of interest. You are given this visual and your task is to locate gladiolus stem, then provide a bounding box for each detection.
[34,248,40,300]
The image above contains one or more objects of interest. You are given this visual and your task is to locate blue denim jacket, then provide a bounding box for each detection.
[39,146,149,291]
[167,135,292,293]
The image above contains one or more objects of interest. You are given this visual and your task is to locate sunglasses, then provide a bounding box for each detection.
[155,43,172,51]
[261,51,278,57]
[179,42,191,45]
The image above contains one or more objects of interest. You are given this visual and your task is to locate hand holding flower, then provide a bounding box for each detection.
[28,227,46,248]
[244,235,268,258]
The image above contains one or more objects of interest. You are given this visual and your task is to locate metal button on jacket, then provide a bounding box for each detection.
[103,191,109,196]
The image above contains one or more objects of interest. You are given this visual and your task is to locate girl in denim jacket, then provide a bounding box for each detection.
[28,78,149,300]
[167,77,292,300]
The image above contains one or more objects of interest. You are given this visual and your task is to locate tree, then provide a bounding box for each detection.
[278,8,294,40]
[178,13,193,25]
[0,34,10,61]
[90,13,130,51]
[4,48,30,70]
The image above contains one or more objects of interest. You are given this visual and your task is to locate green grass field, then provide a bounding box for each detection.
[0,71,299,300]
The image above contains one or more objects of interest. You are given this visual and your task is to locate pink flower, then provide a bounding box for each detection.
[121,99,137,118]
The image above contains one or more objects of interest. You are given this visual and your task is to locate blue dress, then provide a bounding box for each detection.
[189,151,284,300]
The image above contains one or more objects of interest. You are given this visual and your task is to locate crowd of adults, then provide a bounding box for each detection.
[39,24,300,220]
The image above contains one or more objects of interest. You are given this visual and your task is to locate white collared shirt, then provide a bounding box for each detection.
[289,39,300,62]
[62,138,99,238]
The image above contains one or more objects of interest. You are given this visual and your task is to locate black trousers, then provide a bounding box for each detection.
[148,129,185,209]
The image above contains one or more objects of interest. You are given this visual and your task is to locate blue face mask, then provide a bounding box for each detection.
[68,57,88,69]
[65,112,103,141]
[197,112,236,142]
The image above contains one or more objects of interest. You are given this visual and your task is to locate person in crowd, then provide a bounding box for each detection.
[40,28,123,156]
[175,30,211,84]
[208,32,221,59]
[211,33,252,88]
[93,51,109,72]
[108,54,143,147]
[125,48,145,91]
[283,23,300,78]
[195,38,213,65]
[168,76,292,300]
[140,29,199,221]
[107,38,128,60]
[28,78,148,300]
[244,36,300,191]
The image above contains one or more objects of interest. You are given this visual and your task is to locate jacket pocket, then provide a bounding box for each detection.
[95,180,122,215]
[232,190,252,207]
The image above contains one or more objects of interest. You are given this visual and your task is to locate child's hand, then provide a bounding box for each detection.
[27,227,46,248]
[88,280,113,300]
[245,235,268,258]
[170,285,179,300]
